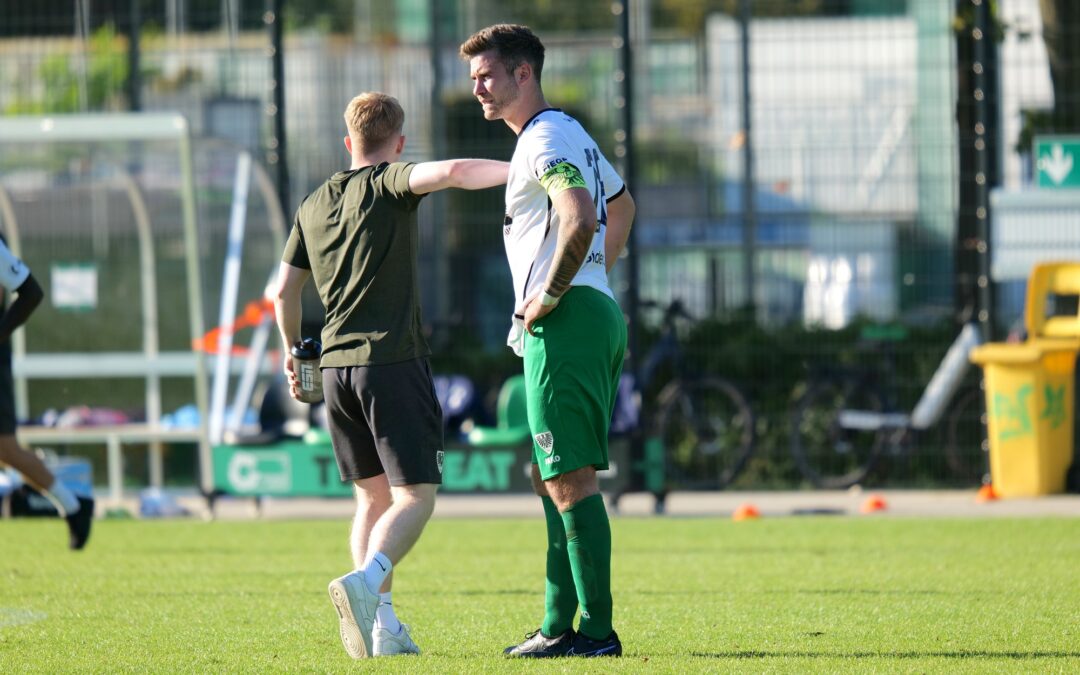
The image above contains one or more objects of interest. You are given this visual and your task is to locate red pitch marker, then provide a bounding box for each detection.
[860,494,887,514]
[975,483,999,503]
[732,503,761,521]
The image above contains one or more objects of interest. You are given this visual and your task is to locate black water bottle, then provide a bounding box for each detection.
[290,338,323,404]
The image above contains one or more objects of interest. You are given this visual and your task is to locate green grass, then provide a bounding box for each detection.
[1,516,1079,672]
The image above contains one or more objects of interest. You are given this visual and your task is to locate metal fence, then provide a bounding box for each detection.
[1,0,1078,490]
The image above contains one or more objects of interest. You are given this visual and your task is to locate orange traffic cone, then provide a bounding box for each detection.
[860,494,888,514]
[975,483,999,503]
[732,503,761,521]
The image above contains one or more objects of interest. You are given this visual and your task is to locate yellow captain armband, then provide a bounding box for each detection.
[538,161,587,197]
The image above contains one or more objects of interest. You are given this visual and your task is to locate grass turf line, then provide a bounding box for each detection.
[1,516,1078,672]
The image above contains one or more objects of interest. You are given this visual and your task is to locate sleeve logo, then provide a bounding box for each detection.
[541,157,568,172]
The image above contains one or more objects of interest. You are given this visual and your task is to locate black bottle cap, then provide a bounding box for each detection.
[290,337,322,359]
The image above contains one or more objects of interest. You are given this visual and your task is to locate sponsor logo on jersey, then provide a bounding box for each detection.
[542,157,568,173]
[534,431,554,454]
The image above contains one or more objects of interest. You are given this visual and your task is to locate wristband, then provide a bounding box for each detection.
[540,290,561,307]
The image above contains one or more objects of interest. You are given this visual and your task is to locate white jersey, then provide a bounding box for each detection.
[0,238,30,292]
[503,108,625,316]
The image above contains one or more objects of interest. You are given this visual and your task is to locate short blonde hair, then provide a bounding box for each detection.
[344,92,404,151]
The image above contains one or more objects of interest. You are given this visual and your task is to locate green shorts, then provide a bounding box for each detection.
[523,286,627,480]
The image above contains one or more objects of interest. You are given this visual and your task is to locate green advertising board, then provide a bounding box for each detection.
[1034,136,1080,189]
[212,438,631,496]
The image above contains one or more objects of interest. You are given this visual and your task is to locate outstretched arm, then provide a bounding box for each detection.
[408,159,509,194]
[0,275,43,344]
[604,189,635,274]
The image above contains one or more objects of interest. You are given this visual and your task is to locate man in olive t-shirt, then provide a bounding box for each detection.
[282,161,430,368]
[274,92,507,659]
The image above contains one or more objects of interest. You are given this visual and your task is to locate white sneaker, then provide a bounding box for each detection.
[373,623,421,656]
[327,573,378,658]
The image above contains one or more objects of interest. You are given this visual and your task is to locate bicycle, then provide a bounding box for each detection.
[788,322,987,489]
[611,299,756,502]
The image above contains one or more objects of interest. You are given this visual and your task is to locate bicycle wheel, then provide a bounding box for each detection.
[944,385,988,485]
[656,377,755,490]
[790,376,888,488]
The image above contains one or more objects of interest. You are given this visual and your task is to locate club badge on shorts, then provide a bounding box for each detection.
[534,431,554,454]
[535,431,560,465]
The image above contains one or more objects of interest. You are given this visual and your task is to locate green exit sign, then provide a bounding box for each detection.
[1035,136,1080,189]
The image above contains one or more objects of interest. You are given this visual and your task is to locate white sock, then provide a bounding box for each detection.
[359,552,392,594]
[47,480,80,515]
[375,592,401,633]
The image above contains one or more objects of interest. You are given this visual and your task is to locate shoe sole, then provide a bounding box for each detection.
[504,645,573,658]
[328,577,375,658]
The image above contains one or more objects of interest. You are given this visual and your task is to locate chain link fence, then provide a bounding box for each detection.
[1,0,1078,489]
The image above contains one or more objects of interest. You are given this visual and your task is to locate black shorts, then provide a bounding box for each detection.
[323,358,444,486]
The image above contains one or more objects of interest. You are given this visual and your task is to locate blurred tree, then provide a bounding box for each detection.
[653,0,844,34]
[0,0,266,36]
[4,24,129,114]
[477,0,614,32]
[286,0,367,35]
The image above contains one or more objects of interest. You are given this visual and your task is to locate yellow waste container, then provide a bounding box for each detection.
[970,340,1077,497]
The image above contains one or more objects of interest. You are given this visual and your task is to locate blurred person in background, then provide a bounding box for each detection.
[461,24,635,658]
[0,237,94,550]
[274,91,508,658]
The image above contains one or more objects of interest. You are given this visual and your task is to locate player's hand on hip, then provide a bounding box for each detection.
[523,296,557,335]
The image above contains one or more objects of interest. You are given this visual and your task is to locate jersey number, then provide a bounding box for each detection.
[585,148,607,233]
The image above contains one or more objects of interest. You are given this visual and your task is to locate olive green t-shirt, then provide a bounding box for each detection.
[282,161,429,367]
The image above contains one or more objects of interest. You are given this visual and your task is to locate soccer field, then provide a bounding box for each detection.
[2,516,1078,672]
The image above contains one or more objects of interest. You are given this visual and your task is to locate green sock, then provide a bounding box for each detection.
[561,493,613,640]
[541,496,578,637]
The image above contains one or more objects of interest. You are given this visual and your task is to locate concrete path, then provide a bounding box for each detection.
[148,488,1080,521]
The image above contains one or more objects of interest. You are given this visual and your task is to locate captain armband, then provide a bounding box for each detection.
[538,161,587,197]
